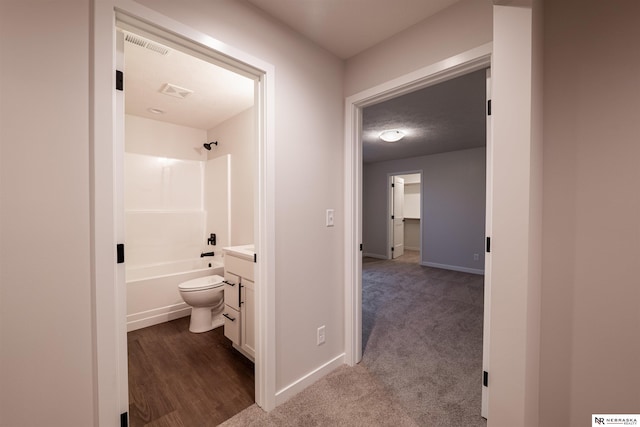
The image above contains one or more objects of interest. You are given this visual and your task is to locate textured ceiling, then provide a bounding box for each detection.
[247,0,461,59]
[362,69,487,164]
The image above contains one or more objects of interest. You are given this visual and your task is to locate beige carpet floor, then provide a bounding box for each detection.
[221,251,486,426]
[220,364,418,427]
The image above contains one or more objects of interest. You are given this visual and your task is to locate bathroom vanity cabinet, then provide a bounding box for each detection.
[222,246,255,362]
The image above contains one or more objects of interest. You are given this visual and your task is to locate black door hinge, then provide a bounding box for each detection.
[359,243,363,251]
[120,412,128,427]
[391,183,395,188]
[487,99,492,116]
[117,243,125,264]
[486,237,491,253]
[254,253,257,263]
[116,70,124,91]
[391,247,394,252]
[483,371,488,387]
[391,215,395,219]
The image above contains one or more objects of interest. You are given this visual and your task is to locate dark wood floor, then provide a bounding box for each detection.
[127,317,255,427]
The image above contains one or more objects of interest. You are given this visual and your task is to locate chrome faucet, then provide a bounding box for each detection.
[200,251,215,257]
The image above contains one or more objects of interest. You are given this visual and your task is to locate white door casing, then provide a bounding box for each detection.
[343,42,492,367]
[481,67,493,419]
[114,29,129,419]
[93,2,278,422]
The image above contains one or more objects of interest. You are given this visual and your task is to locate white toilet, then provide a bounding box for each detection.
[178,274,225,333]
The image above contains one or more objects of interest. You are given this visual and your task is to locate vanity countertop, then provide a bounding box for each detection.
[223,244,255,261]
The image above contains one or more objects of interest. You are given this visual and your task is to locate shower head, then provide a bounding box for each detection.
[203,141,218,151]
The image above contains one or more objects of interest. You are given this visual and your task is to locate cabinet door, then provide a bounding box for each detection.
[224,272,240,310]
[223,307,240,345]
[241,278,255,358]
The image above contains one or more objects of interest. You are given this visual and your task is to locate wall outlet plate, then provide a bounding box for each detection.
[317,325,326,345]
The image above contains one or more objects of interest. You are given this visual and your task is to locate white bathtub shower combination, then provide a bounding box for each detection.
[126,259,223,331]
[123,148,231,331]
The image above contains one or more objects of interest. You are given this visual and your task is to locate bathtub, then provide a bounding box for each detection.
[126,258,223,331]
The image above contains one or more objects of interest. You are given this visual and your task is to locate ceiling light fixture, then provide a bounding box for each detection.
[379,130,405,142]
[148,107,165,114]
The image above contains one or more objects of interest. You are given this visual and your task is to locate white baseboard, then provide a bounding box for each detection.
[421,261,484,275]
[363,252,387,260]
[127,302,191,332]
[275,353,345,406]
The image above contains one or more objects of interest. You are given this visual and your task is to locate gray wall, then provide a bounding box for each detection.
[541,0,640,425]
[363,147,486,273]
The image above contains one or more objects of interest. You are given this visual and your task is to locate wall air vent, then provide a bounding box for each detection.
[124,32,170,56]
[160,83,194,99]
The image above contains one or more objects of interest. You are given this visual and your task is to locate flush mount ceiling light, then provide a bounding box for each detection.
[148,107,165,114]
[379,130,405,142]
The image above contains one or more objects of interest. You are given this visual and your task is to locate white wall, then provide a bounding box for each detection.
[134,0,345,397]
[403,183,421,219]
[542,1,640,425]
[403,219,421,252]
[400,175,421,219]
[125,114,207,161]
[345,0,493,96]
[402,178,421,252]
[207,108,254,246]
[363,148,486,272]
[0,1,95,425]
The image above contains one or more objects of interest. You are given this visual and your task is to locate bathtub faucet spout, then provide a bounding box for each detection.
[200,251,215,257]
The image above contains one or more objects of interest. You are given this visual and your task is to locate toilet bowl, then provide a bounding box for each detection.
[178,274,224,333]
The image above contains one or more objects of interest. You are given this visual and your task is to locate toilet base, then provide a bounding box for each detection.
[189,307,224,333]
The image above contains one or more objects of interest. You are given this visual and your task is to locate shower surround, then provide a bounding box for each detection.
[125,152,230,330]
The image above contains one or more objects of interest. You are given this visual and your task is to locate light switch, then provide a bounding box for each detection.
[326,209,334,227]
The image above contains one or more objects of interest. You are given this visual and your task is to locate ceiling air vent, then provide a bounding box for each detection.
[160,83,194,99]
[124,32,170,56]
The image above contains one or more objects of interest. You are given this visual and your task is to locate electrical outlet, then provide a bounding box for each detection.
[317,325,326,345]
[326,209,334,227]
[474,253,480,261]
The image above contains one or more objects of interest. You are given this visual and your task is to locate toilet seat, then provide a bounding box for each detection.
[178,274,224,292]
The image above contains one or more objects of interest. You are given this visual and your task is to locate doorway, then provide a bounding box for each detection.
[387,172,422,262]
[119,25,257,424]
[345,44,492,419]
[92,6,277,422]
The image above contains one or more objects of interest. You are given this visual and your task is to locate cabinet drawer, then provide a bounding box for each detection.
[223,306,240,344]
[223,272,240,310]
[225,254,254,281]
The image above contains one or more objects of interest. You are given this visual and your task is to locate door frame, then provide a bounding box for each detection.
[391,171,423,259]
[481,67,493,419]
[92,1,277,424]
[343,41,492,367]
